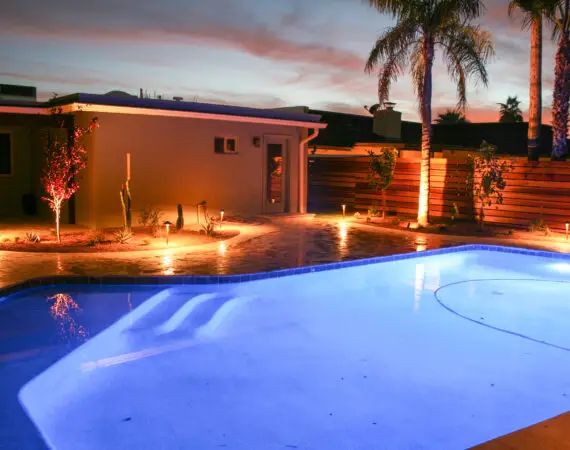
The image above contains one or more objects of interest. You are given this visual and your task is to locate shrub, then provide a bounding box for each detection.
[529,218,550,235]
[201,213,219,236]
[2,237,10,243]
[138,206,163,235]
[14,236,20,243]
[25,232,41,244]
[114,229,133,244]
[466,141,514,227]
[367,148,397,218]
[368,204,380,217]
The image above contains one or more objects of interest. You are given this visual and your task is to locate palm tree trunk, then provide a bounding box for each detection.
[528,16,542,161]
[551,36,570,161]
[418,40,434,227]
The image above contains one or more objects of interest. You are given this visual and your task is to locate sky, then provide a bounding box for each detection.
[0,0,559,123]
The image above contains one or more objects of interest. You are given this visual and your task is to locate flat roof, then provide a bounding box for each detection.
[51,93,324,124]
[0,93,324,128]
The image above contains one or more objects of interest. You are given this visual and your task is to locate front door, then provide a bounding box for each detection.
[264,139,286,213]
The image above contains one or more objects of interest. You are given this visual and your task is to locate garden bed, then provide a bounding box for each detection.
[353,214,569,243]
[0,226,238,253]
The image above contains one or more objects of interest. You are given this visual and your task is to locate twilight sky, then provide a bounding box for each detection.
[0,0,558,123]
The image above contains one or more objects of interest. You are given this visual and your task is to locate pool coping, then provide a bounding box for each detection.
[2,244,570,299]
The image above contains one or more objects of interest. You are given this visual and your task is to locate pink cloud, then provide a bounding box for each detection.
[1,22,366,74]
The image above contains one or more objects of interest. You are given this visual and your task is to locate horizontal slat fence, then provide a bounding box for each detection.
[308,156,570,231]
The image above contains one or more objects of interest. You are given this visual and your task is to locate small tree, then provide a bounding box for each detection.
[42,103,98,243]
[466,141,514,227]
[367,148,397,219]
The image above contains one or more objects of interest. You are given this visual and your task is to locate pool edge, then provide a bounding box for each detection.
[2,244,569,299]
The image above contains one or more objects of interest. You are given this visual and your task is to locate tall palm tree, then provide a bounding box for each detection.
[364,0,494,226]
[548,0,570,160]
[498,96,524,122]
[508,0,550,161]
[435,109,470,124]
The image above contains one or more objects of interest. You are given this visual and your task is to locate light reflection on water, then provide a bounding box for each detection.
[47,293,89,342]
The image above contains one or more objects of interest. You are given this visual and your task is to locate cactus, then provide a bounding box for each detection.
[120,181,132,232]
[176,203,184,230]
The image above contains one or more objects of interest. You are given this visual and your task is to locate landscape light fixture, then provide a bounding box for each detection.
[220,209,224,230]
[566,221,569,240]
[342,204,346,219]
[163,220,172,245]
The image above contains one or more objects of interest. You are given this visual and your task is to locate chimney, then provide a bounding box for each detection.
[373,101,402,140]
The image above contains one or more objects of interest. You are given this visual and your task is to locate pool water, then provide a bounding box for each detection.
[1,248,570,449]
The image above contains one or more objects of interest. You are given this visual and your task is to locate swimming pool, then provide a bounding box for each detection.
[1,245,570,449]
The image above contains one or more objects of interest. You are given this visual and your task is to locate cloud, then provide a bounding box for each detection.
[0,71,131,90]
[0,1,366,74]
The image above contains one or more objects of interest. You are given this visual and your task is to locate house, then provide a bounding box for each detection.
[0,86,326,227]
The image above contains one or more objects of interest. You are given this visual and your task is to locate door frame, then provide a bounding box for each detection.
[262,135,290,214]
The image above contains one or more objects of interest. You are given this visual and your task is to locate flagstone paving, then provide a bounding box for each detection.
[0,218,458,289]
[1,216,569,291]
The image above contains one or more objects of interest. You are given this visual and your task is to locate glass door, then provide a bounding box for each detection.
[264,141,285,213]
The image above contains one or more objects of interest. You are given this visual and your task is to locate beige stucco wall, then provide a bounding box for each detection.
[75,111,304,228]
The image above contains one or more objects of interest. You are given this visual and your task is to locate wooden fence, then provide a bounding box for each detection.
[308,156,570,231]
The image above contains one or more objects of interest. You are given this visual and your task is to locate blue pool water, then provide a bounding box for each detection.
[1,247,570,449]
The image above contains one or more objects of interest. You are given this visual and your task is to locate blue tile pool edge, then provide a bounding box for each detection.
[1,244,569,299]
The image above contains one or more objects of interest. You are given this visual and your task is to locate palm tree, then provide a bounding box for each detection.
[508,0,550,161]
[498,96,524,122]
[364,0,494,226]
[435,109,470,124]
[548,0,570,160]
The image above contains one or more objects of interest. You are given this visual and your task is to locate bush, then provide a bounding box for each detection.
[25,232,41,244]
[368,204,380,217]
[114,229,133,244]
[201,213,219,236]
[138,206,163,236]
[529,218,550,235]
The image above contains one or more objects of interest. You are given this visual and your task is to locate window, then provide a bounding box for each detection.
[214,136,238,154]
[0,133,11,175]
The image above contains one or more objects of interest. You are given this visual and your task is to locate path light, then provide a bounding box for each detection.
[220,209,224,230]
[566,222,569,240]
[342,204,346,219]
[163,220,172,245]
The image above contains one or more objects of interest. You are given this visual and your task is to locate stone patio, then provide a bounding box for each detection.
[1,216,569,291]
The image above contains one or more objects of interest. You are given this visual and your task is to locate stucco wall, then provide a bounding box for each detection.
[75,112,303,228]
[0,114,54,221]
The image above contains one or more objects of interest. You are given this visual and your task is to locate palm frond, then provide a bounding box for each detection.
[439,22,495,99]
[365,18,419,105]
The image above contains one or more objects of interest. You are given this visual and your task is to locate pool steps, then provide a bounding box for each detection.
[123,288,253,338]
